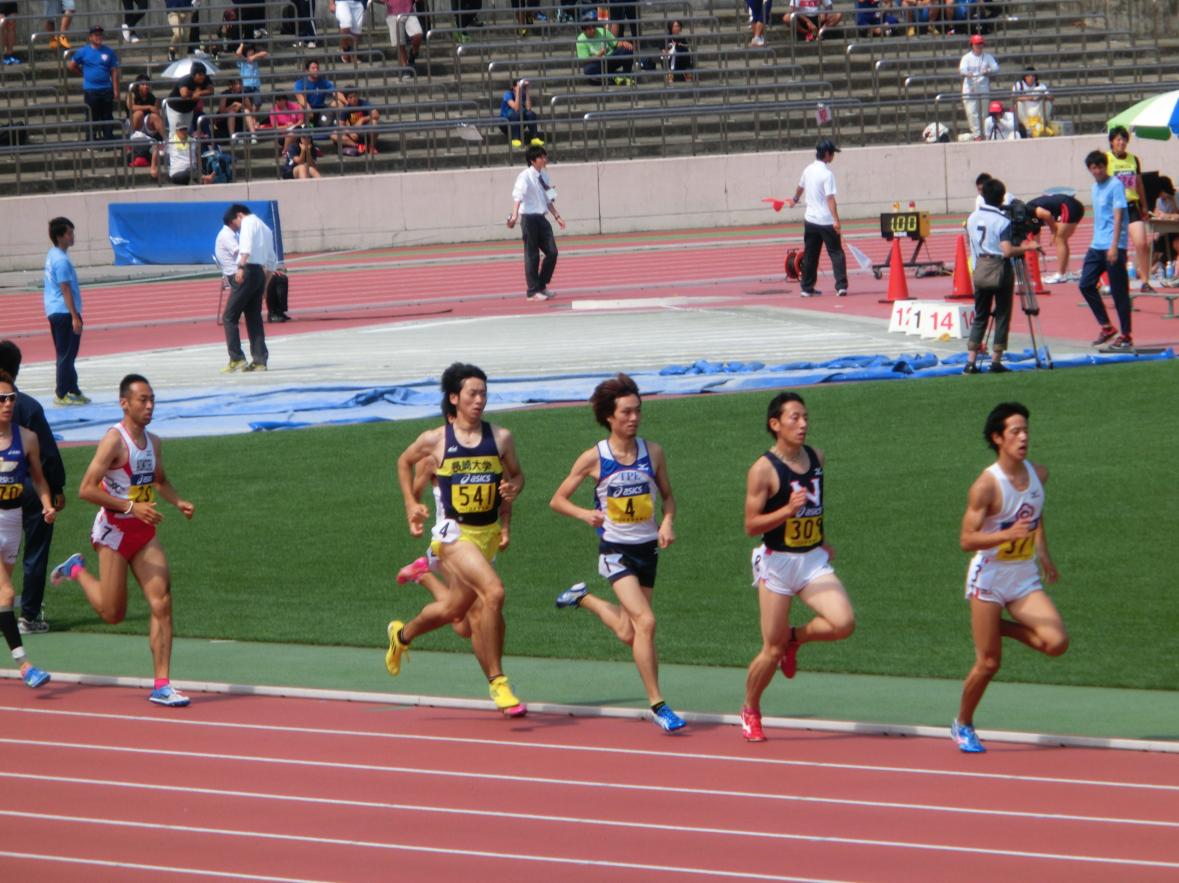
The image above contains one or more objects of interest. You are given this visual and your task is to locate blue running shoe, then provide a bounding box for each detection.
[22,666,51,688]
[50,552,84,586]
[951,718,985,753]
[653,704,686,732]
[555,581,588,609]
[149,685,191,707]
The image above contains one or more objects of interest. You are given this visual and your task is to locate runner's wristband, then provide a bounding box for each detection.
[124,499,134,514]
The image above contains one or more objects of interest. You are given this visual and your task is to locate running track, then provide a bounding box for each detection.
[3,684,1178,881]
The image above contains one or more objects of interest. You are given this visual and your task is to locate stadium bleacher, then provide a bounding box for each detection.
[0,0,1176,193]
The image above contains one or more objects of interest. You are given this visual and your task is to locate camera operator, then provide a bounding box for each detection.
[1026,193,1084,284]
[963,177,1035,375]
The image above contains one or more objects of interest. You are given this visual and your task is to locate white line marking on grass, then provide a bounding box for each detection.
[4,809,1177,873]
[0,812,847,882]
[5,738,1179,833]
[0,851,328,882]
[2,701,1176,789]
[4,770,1177,832]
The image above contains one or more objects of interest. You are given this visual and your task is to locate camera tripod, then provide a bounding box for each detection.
[981,255,1054,370]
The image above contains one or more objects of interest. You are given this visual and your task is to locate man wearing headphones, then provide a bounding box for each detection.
[785,138,849,297]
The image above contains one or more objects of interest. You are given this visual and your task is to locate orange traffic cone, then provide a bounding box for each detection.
[1025,238,1048,296]
[879,238,911,303]
[947,233,973,300]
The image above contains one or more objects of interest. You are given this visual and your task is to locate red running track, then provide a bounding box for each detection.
[7,223,1177,365]
[2,683,1178,882]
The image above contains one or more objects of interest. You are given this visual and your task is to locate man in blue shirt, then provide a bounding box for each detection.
[67,26,120,141]
[43,217,89,406]
[1078,150,1133,352]
[294,60,337,123]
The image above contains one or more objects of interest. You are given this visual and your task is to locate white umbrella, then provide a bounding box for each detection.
[1107,89,1179,141]
[162,56,221,79]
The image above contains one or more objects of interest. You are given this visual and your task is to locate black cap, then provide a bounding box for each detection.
[89,24,105,34]
[816,138,840,158]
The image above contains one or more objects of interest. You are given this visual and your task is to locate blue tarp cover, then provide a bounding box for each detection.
[108,200,284,265]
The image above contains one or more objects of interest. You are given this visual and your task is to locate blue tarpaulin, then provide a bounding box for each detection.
[43,349,1175,443]
[107,201,284,265]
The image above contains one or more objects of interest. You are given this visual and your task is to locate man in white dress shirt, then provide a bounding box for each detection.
[220,204,276,373]
[507,145,566,302]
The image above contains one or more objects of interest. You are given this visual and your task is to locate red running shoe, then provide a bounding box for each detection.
[741,707,766,742]
[779,640,799,679]
[396,556,430,584]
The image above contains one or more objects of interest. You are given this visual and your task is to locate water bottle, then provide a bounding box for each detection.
[1167,261,1176,281]
[1127,260,1136,281]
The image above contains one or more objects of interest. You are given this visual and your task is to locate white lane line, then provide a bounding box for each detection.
[2,706,1173,791]
[6,737,1179,834]
[0,812,845,882]
[3,770,1176,832]
[4,809,1177,872]
[0,851,328,882]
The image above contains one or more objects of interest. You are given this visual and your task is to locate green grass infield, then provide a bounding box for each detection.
[26,359,1178,692]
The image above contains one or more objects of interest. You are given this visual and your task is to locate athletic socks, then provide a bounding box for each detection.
[651,701,667,714]
[154,678,169,690]
[0,608,25,654]
[398,627,411,647]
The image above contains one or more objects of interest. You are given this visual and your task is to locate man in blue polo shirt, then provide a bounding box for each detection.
[67,25,120,141]
[43,217,89,406]
[293,60,337,125]
[1078,149,1133,352]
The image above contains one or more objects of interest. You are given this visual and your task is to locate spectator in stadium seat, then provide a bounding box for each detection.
[1,0,21,64]
[164,61,213,133]
[786,0,842,42]
[662,19,693,83]
[748,0,771,47]
[294,60,337,123]
[577,19,634,87]
[68,26,120,142]
[499,78,541,149]
[900,0,955,36]
[282,128,322,179]
[983,100,1021,141]
[215,78,248,141]
[150,122,214,185]
[292,0,318,47]
[43,0,74,50]
[165,0,194,61]
[270,93,305,156]
[332,89,381,154]
[329,0,366,63]
[126,73,164,141]
[235,42,267,135]
[384,0,423,74]
[1011,67,1053,137]
[958,33,997,140]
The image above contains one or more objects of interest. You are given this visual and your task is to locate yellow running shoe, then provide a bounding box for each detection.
[489,675,526,717]
[385,620,409,676]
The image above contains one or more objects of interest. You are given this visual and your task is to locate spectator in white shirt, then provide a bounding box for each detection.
[983,100,1022,141]
[959,33,998,140]
[220,204,274,372]
[507,145,566,302]
[784,138,849,297]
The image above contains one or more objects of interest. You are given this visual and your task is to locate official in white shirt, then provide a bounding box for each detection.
[959,34,999,140]
[963,178,1033,374]
[220,204,275,373]
[507,145,566,302]
[784,138,848,297]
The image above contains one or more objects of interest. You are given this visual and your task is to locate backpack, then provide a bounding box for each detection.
[202,147,234,183]
[266,272,289,318]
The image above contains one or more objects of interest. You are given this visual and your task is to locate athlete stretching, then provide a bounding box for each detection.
[389,363,526,716]
[550,373,685,733]
[741,391,855,743]
[51,374,195,707]
[953,402,1068,753]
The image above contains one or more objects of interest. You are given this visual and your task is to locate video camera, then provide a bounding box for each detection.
[1003,198,1041,242]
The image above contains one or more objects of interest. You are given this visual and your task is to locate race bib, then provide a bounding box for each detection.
[996,535,1034,562]
[0,483,23,502]
[129,483,156,504]
[783,515,823,549]
[606,489,653,524]
[450,479,496,514]
[431,517,461,545]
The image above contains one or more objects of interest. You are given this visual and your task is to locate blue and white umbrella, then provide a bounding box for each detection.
[1108,89,1179,141]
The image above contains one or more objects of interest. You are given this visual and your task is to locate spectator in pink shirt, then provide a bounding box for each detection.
[270,94,305,156]
[384,0,422,75]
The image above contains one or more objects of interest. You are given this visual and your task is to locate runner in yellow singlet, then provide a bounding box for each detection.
[1107,125,1154,293]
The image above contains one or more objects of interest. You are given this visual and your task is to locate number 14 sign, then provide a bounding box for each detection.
[888,300,975,339]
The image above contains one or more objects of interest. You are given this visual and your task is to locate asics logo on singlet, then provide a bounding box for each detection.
[446,446,458,453]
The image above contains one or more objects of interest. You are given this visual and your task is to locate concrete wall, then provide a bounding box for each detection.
[2,134,1176,271]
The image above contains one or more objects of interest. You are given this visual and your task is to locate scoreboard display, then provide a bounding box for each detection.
[879,210,931,240]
